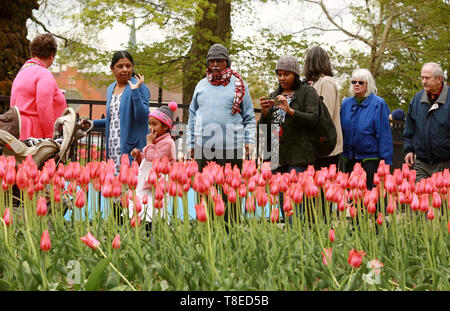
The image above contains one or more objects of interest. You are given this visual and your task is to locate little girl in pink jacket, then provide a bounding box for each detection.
[129,102,177,226]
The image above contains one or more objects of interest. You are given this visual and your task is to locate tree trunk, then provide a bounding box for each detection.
[181,0,231,123]
[0,0,38,112]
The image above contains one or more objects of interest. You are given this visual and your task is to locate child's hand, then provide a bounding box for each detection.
[131,148,143,165]
[147,129,157,144]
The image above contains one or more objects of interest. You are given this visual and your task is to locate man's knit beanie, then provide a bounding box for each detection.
[206,43,231,67]
[275,55,300,77]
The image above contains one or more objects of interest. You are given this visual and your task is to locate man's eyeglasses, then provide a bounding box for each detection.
[351,80,365,85]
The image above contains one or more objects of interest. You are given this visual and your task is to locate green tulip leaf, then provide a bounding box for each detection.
[85,256,112,291]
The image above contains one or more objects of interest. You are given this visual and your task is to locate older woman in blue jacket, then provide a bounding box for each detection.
[340,68,393,189]
[93,51,150,175]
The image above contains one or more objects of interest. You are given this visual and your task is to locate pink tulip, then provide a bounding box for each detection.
[387,196,396,214]
[419,194,429,212]
[410,193,419,211]
[102,179,113,198]
[134,196,143,213]
[80,232,100,250]
[40,230,51,251]
[3,208,12,226]
[247,177,256,193]
[227,188,237,203]
[291,184,303,204]
[238,184,247,198]
[154,199,163,209]
[385,175,397,194]
[261,162,272,180]
[75,189,86,209]
[432,192,441,208]
[322,248,332,266]
[214,195,225,216]
[130,214,141,227]
[283,196,293,213]
[112,234,121,249]
[270,208,279,223]
[195,199,207,222]
[348,249,366,269]
[142,194,149,205]
[16,166,28,190]
[376,212,384,226]
[253,188,266,208]
[245,196,256,213]
[5,166,15,186]
[36,196,48,216]
[427,207,435,220]
[329,229,335,243]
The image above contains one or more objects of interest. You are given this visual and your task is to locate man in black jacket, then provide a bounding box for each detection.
[403,62,450,181]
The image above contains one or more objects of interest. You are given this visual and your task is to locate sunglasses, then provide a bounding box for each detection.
[351,80,365,85]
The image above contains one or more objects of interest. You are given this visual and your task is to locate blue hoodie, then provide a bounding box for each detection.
[93,76,150,163]
[187,75,256,150]
[340,93,393,164]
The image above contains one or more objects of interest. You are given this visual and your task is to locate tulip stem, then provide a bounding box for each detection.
[98,247,136,291]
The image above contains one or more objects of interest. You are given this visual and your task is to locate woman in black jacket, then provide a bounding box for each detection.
[259,55,320,223]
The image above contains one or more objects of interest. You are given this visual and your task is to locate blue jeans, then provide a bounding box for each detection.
[274,165,307,225]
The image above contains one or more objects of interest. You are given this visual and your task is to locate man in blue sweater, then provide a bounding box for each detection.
[187,43,256,225]
[187,43,256,168]
[403,62,450,181]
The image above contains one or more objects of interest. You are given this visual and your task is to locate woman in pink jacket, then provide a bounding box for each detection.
[10,33,66,140]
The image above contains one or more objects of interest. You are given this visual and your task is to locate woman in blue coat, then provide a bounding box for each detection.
[93,51,150,175]
[340,68,393,189]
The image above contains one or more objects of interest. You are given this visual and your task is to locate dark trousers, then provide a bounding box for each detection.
[195,148,243,226]
[342,158,380,190]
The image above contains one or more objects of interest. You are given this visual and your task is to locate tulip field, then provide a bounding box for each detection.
[0,154,449,291]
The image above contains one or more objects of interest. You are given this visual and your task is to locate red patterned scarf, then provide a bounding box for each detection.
[206,67,245,114]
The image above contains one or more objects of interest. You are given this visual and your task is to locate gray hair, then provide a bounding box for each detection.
[422,62,444,78]
[349,68,377,97]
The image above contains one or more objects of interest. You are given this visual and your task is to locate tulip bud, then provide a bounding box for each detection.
[3,208,12,226]
[270,208,279,223]
[195,200,207,222]
[419,194,429,212]
[410,193,419,211]
[112,234,121,249]
[322,248,332,266]
[130,214,141,227]
[75,189,86,209]
[214,195,225,216]
[376,212,383,226]
[80,232,100,250]
[348,249,366,269]
[245,196,256,213]
[432,192,441,208]
[227,188,236,203]
[328,229,335,243]
[36,196,48,216]
[427,207,435,220]
[40,230,51,251]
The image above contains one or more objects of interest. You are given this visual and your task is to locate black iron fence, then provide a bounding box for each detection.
[0,96,406,169]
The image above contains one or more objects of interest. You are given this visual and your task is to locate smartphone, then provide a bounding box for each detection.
[263,97,281,106]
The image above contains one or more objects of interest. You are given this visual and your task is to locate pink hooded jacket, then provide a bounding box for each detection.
[10,58,67,139]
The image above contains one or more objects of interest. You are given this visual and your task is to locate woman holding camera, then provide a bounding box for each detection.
[260,55,320,173]
[259,55,321,222]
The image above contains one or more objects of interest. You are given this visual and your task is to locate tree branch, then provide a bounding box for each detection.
[29,14,71,46]
[304,0,372,47]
